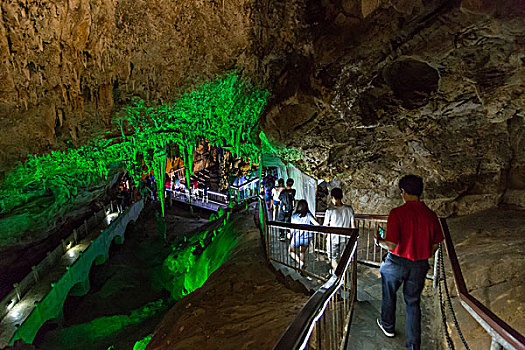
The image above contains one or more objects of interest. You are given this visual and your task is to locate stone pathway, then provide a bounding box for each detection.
[346,265,438,350]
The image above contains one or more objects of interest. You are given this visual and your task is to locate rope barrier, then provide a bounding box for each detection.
[437,244,470,350]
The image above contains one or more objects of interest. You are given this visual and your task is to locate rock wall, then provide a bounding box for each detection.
[0,0,263,179]
[260,0,525,216]
[0,0,523,216]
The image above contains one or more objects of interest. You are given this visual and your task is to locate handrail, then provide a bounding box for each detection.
[274,232,358,350]
[266,220,357,236]
[230,176,259,189]
[316,211,388,221]
[355,214,388,220]
[0,200,118,319]
[440,219,525,350]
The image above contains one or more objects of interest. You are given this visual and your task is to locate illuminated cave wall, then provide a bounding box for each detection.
[0,0,523,222]
[260,1,525,216]
[0,0,305,178]
[0,73,269,245]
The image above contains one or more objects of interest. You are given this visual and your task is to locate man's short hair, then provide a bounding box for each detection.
[331,187,343,200]
[286,178,294,187]
[399,175,423,196]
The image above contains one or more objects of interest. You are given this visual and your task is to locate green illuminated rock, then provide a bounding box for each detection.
[0,73,271,243]
[161,212,237,300]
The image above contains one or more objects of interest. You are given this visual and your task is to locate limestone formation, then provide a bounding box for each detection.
[260,0,525,216]
[1,0,523,216]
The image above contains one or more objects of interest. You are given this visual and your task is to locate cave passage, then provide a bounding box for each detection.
[0,73,273,245]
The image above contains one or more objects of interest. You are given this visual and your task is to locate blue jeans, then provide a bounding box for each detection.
[380,253,429,350]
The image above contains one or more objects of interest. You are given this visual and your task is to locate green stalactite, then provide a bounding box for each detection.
[0,73,272,226]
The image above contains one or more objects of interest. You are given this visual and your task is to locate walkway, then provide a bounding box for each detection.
[0,201,143,347]
[264,212,439,349]
[347,265,438,349]
[168,190,227,212]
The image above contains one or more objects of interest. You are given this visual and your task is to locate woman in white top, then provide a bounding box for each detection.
[289,200,320,269]
[271,178,285,221]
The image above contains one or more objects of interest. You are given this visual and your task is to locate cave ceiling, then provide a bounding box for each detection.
[0,0,524,216]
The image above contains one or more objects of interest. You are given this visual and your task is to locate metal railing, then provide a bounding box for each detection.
[439,219,525,350]
[230,177,260,203]
[168,188,229,210]
[317,212,439,283]
[273,230,358,350]
[265,221,358,283]
[316,212,387,266]
[259,198,359,349]
[0,200,118,319]
[317,210,525,349]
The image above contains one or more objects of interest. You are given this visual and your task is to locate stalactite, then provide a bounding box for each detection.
[0,73,272,216]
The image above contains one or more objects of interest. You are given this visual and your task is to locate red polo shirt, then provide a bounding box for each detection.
[385,201,444,261]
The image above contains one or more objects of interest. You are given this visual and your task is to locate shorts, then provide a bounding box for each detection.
[326,235,346,261]
[273,200,280,205]
[265,192,272,202]
[291,231,313,248]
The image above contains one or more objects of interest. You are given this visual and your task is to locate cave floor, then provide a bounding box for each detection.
[347,265,440,349]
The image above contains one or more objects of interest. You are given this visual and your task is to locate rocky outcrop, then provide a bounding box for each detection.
[260,0,525,216]
[148,210,309,350]
[0,0,261,179]
[446,207,525,348]
[0,0,523,217]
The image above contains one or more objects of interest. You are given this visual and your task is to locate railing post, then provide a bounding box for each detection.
[73,229,78,244]
[13,283,20,301]
[352,254,358,302]
[84,219,88,234]
[110,201,114,213]
[490,338,503,350]
[433,247,440,289]
[31,266,39,283]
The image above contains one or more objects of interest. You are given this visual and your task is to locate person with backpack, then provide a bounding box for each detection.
[289,200,319,268]
[278,178,296,240]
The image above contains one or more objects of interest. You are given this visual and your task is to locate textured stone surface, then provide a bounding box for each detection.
[445,207,525,348]
[260,0,525,216]
[1,1,523,215]
[147,211,308,350]
[0,0,258,178]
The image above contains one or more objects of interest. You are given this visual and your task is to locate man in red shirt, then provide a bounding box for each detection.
[375,175,444,350]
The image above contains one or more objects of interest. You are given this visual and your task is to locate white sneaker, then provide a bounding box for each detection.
[377,318,395,338]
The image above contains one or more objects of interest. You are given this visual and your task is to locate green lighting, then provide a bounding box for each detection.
[161,211,237,300]
[0,73,270,240]
[132,334,152,350]
[40,300,164,349]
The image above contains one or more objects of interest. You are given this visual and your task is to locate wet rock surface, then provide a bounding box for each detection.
[0,1,523,215]
[260,1,525,216]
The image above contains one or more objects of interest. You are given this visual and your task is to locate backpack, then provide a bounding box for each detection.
[279,189,295,213]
